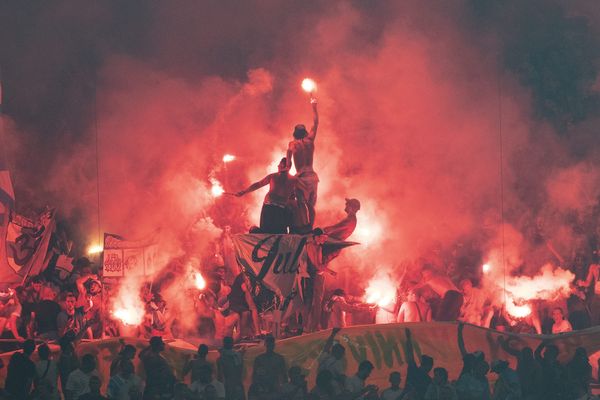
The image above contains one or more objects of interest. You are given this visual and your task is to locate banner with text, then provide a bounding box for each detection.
[233,234,309,297]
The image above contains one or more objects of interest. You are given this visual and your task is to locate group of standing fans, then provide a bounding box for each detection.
[2,323,599,399]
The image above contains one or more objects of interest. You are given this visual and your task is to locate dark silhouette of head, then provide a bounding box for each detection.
[81,354,96,374]
[332,343,345,360]
[357,360,374,379]
[23,339,35,357]
[293,124,308,140]
[38,343,50,361]
[433,367,448,385]
[421,355,434,372]
[150,336,165,352]
[265,335,276,353]
[223,336,234,350]
[198,344,209,358]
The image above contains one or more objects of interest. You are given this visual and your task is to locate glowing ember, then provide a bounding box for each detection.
[87,244,104,255]
[222,154,236,163]
[505,298,532,318]
[113,307,144,326]
[194,271,206,290]
[482,263,491,273]
[364,272,396,307]
[210,177,224,197]
[301,78,317,93]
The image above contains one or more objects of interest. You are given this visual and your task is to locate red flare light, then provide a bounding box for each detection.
[301,78,317,93]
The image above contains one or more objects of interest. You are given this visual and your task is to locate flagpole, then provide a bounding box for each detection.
[94,71,101,247]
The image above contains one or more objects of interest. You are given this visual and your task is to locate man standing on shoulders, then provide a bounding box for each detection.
[286,96,319,230]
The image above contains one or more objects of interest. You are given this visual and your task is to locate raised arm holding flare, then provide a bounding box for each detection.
[235,157,297,234]
[286,97,319,231]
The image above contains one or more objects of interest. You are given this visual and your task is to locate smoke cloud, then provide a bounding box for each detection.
[2,0,600,314]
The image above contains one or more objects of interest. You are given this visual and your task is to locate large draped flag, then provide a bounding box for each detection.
[233,234,310,297]
[0,167,55,283]
[0,167,17,283]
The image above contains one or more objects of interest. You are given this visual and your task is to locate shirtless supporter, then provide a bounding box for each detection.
[235,157,297,234]
[414,267,463,321]
[397,289,432,323]
[286,96,319,232]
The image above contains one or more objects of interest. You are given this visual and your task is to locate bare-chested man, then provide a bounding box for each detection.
[286,97,319,231]
[397,289,432,323]
[235,157,297,234]
[413,266,463,321]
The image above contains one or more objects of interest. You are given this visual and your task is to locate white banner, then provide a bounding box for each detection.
[102,233,158,277]
[232,234,309,297]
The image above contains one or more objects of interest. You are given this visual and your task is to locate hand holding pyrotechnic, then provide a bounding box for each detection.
[234,190,245,197]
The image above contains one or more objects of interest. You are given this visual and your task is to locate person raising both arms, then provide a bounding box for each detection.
[235,157,297,234]
[286,95,319,231]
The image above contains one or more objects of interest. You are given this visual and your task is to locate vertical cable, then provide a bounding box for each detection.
[498,66,507,311]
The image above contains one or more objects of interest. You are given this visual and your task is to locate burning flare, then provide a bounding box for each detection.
[193,271,206,290]
[222,154,236,163]
[482,263,491,273]
[364,272,396,308]
[210,177,224,197]
[113,307,144,326]
[87,244,104,255]
[301,78,317,93]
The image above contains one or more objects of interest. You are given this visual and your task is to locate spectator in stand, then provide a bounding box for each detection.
[65,354,99,400]
[110,344,137,377]
[35,343,60,400]
[75,272,103,339]
[139,336,175,400]
[455,353,489,400]
[248,366,276,400]
[5,339,36,398]
[309,370,337,400]
[344,360,378,399]
[490,360,521,400]
[324,289,373,329]
[22,276,44,336]
[252,335,287,392]
[216,336,245,400]
[58,334,79,395]
[397,288,432,323]
[33,286,62,341]
[565,347,593,398]
[280,366,308,400]
[404,328,433,400]
[424,368,457,400]
[317,328,346,394]
[190,364,225,399]
[499,337,542,400]
[173,382,192,400]
[57,292,86,338]
[551,307,573,334]
[78,375,107,400]
[535,340,566,400]
[413,267,462,321]
[457,323,490,398]
[228,273,260,339]
[107,360,144,400]
[380,372,408,400]
[0,287,25,341]
[183,343,211,383]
